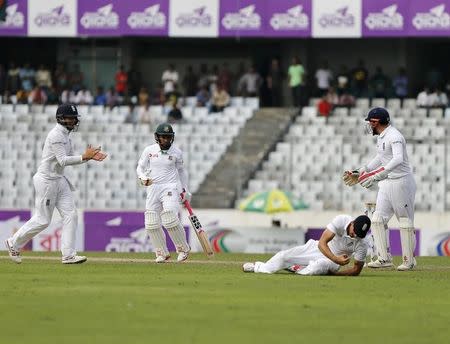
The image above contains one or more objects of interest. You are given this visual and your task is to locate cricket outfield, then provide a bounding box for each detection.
[1,252,449,344]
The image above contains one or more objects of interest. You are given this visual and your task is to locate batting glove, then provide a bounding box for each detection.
[358,167,389,188]
[180,189,192,204]
[342,169,362,186]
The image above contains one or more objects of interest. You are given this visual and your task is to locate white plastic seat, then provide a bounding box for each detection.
[371,98,386,108]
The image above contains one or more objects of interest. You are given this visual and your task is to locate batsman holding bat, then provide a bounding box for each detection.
[136,123,191,263]
[343,107,417,271]
[5,104,107,264]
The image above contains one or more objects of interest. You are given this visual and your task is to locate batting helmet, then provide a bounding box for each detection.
[56,103,80,131]
[353,215,371,239]
[154,123,175,150]
[365,107,390,125]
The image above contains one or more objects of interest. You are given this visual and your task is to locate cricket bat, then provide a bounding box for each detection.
[182,199,214,257]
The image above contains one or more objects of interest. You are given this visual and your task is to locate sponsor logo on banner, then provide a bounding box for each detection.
[34,5,71,28]
[412,4,450,30]
[28,0,76,37]
[270,5,309,30]
[105,227,153,252]
[0,2,24,29]
[221,4,261,30]
[80,3,119,29]
[176,6,212,28]
[365,4,403,30]
[32,217,85,252]
[429,233,450,256]
[127,4,166,29]
[319,6,354,28]
[169,0,219,37]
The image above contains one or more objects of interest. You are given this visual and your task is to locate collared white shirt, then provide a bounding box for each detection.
[326,215,368,262]
[36,124,84,180]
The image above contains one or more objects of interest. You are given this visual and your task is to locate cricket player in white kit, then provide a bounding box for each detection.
[243,215,371,276]
[343,107,417,271]
[4,104,107,264]
[136,123,191,263]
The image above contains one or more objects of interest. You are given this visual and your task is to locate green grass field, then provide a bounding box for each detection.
[1,252,449,344]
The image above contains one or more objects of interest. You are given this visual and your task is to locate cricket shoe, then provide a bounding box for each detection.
[62,255,87,264]
[242,262,255,273]
[397,257,417,271]
[177,251,189,262]
[4,238,21,264]
[155,255,171,263]
[367,259,394,268]
[285,265,303,273]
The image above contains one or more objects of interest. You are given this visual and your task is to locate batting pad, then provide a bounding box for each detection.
[145,211,169,257]
[161,210,189,253]
[399,217,415,263]
[371,213,390,262]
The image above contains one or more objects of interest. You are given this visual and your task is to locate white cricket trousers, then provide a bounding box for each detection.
[254,240,340,275]
[145,182,181,214]
[11,174,78,258]
[375,174,416,223]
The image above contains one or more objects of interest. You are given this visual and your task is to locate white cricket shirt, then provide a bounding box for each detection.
[326,215,368,262]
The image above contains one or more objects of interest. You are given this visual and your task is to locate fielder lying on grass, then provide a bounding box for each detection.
[243,214,371,276]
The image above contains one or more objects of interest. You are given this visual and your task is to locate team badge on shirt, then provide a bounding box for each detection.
[168,192,172,196]
[168,156,173,160]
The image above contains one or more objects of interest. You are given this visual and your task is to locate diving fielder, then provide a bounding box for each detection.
[136,123,191,263]
[343,107,417,271]
[4,104,106,264]
[243,215,371,276]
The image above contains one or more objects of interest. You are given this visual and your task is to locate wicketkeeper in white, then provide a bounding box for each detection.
[343,107,417,271]
[243,214,371,276]
[4,104,107,264]
[136,123,191,263]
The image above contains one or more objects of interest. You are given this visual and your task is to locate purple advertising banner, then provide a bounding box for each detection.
[219,0,265,37]
[0,210,32,250]
[119,0,169,36]
[265,0,311,37]
[0,0,27,36]
[84,211,189,253]
[362,0,409,37]
[408,0,450,36]
[78,0,121,36]
[305,227,420,256]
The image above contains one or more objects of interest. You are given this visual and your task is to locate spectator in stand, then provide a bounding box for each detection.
[46,86,59,105]
[182,65,198,97]
[218,62,233,94]
[28,86,47,105]
[138,87,150,107]
[370,66,390,98]
[417,86,431,108]
[2,90,13,104]
[196,86,210,107]
[315,61,333,97]
[325,87,339,107]
[7,62,21,95]
[161,63,179,98]
[35,64,52,90]
[288,56,305,107]
[115,64,128,96]
[106,86,119,109]
[167,101,183,123]
[210,83,230,113]
[317,96,332,117]
[151,83,166,106]
[69,64,84,93]
[208,64,219,95]
[267,58,284,107]
[392,67,408,101]
[60,88,76,104]
[338,91,356,108]
[127,66,141,97]
[19,63,35,93]
[16,89,28,104]
[53,63,69,94]
[0,64,5,95]
[237,64,261,97]
[335,65,350,96]
[75,86,93,105]
[197,63,210,90]
[429,88,448,108]
[351,59,369,97]
[93,86,107,106]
